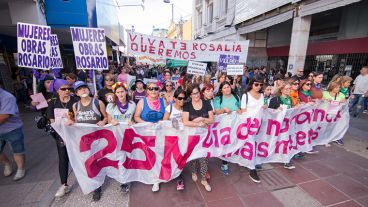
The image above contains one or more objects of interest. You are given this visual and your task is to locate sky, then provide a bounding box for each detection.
[118,0,192,35]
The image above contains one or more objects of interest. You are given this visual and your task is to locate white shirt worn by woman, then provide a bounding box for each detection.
[241,92,264,115]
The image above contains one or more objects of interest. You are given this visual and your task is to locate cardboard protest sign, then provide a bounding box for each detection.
[187,61,207,76]
[50,34,63,69]
[70,27,108,70]
[17,22,51,70]
[227,64,244,76]
[218,54,240,71]
[127,32,249,62]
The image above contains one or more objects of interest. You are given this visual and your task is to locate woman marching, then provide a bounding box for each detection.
[67,81,108,202]
[134,82,167,192]
[106,82,136,193]
[46,79,79,198]
[182,84,214,192]
[213,81,241,176]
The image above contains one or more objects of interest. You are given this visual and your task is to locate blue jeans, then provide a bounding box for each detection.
[349,94,365,117]
[0,127,25,154]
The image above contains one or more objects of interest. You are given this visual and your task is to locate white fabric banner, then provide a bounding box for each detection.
[52,102,349,194]
[127,32,249,62]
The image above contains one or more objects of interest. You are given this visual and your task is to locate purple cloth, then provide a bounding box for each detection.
[0,88,23,134]
[51,79,69,93]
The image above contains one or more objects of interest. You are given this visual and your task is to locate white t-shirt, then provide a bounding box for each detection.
[241,92,264,114]
[165,104,184,130]
[353,74,368,94]
[106,102,136,122]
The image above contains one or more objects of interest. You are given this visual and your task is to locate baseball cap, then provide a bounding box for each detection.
[73,81,88,91]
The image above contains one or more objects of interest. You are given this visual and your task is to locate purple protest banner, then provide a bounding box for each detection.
[50,34,63,69]
[70,27,108,70]
[17,22,51,70]
[218,54,240,72]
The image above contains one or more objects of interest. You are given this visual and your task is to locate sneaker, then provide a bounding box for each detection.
[92,188,101,202]
[201,180,211,192]
[13,169,25,181]
[191,173,198,182]
[152,183,160,192]
[284,163,295,170]
[121,183,130,194]
[55,185,70,198]
[3,163,12,177]
[335,140,344,146]
[176,179,184,191]
[306,150,319,154]
[221,164,230,175]
[255,164,263,170]
[293,153,305,159]
[249,170,261,183]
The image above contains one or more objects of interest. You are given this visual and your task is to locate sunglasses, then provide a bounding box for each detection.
[254,83,263,87]
[292,82,299,85]
[309,75,314,77]
[177,97,186,101]
[148,87,160,91]
[305,83,312,86]
[60,88,72,91]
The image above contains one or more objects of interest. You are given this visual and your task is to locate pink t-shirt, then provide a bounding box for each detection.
[117,73,128,83]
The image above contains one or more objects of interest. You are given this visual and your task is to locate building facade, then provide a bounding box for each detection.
[167,18,192,40]
[192,0,368,81]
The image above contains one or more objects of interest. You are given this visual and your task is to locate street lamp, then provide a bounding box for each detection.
[163,0,174,23]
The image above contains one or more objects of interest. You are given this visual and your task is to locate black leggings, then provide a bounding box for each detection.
[53,133,69,184]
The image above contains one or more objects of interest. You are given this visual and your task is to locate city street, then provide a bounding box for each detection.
[0,108,367,207]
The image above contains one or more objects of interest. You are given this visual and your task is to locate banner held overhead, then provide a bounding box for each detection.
[227,65,244,76]
[17,22,51,70]
[218,54,240,71]
[127,32,249,62]
[187,61,207,76]
[70,27,108,70]
[50,34,63,69]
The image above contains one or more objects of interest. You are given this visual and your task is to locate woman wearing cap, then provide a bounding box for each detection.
[182,84,214,192]
[97,73,115,106]
[131,79,146,104]
[67,81,108,201]
[46,79,79,198]
[134,82,166,192]
[106,82,136,193]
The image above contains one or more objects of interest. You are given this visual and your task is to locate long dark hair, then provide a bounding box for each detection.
[216,81,239,105]
[246,78,264,93]
[113,84,133,105]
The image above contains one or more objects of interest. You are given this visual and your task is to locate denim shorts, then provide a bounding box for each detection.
[0,127,25,154]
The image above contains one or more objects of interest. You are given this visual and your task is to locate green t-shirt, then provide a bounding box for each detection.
[214,95,240,111]
[322,91,345,102]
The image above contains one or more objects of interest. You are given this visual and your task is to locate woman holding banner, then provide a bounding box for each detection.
[268,81,296,170]
[182,85,214,192]
[163,88,186,191]
[240,78,266,183]
[213,81,241,176]
[67,81,108,201]
[46,79,79,198]
[106,82,136,193]
[134,82,167,192]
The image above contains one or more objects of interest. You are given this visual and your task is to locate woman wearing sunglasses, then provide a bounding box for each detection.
[67,81,108,201]
[46,79,79,199]
[269,81,296,170]
[97,73,115,106]
[288,77,300,107]
[182,84,214,192]
[213,81,241,176]
[298,80,313,103]
[134,82,166,192]
[106,82,136,193]
[163,88,186,191]
[240,78,265,183]
[162,80,175,105]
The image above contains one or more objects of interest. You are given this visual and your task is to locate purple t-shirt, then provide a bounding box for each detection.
[0,88,23,134]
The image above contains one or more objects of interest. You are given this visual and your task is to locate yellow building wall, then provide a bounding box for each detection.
[166,22,177,39]
[182,18,192,40]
